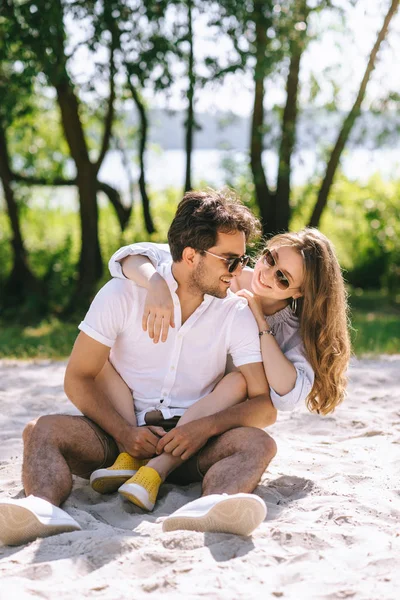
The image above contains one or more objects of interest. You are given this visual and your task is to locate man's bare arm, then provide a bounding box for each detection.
[64,332,163,457]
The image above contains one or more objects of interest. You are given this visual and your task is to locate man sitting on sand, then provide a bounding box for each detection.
[0,189,277,546]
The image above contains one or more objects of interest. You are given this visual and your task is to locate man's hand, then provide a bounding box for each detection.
[121,426,166,458]
[156,420,211,461]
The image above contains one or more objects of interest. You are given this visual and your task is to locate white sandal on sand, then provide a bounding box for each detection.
[162,493,267,536]
[0,495,81,546]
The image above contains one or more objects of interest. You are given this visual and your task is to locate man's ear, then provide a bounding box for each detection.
[181,246,197,268]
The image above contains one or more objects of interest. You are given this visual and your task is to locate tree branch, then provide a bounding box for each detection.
[12,172,76,186]
[97,181,131,231]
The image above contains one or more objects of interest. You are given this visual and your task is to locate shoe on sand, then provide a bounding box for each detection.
[0,495,81,546]
[90,453,148,494]
[162,493,267,536]
[118,466,162,511]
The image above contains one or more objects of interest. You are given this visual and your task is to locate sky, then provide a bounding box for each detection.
[146,0,400,116]
[66,1,400,117]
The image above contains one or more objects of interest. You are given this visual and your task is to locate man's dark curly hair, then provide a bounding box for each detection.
[168,188,261,262]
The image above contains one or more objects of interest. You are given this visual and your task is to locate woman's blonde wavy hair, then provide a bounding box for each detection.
[265,228,351,415]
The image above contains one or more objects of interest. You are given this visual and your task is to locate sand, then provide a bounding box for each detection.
[0,357,399,600]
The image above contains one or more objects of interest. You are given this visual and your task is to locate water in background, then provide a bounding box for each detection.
[20,147,400,210]
[99,147,400,190]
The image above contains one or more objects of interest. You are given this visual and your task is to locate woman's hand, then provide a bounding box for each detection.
[236,289,265,328]
[156,420,211,460]
[142,274,175,343]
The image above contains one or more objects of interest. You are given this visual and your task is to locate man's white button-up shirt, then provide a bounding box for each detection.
[79,256,261,425]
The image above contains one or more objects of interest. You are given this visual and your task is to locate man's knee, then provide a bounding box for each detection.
[22,418,39,445]
[23,415,68,448]
[225,426,277,464]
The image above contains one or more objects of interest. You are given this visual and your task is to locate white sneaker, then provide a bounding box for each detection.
[0,495,81,546]
[162,493,267,536]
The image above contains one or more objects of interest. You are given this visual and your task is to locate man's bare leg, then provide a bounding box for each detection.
[22,414,116,506]
[0,414,115,546]
[198,426,277,495]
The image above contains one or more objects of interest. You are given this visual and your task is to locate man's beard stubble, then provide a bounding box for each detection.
[188,259,227,299]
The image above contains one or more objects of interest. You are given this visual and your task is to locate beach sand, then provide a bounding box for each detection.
[0,357,399,599]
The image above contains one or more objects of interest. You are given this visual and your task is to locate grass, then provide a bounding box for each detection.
[348,290,400,355]
[0,319,78,360]
[0,290,399,359]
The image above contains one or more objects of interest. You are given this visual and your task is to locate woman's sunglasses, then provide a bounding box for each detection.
[261,248,291,290]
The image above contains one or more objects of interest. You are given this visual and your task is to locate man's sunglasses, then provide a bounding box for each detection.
[262,248,292,290]
[204,250,250,273]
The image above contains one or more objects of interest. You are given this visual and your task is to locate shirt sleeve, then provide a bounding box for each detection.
[269,343,315,411]
[228,301,262,367]
[108,242,172,279]
[78,279,136,347]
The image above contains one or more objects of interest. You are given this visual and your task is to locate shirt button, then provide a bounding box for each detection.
[174,301,179,307]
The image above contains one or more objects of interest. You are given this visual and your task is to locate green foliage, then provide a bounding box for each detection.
[290,174,400,294]
[1,178,399,356]
[0,188,179,317]
[9,102,71,181]
[0,318,78,359]
[349,289,400,355]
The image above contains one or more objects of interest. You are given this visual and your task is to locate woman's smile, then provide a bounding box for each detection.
[257,270,272,289]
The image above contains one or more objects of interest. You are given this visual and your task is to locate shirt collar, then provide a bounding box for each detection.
[157,262,214,308]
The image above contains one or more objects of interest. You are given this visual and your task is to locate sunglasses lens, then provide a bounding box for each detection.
[228,255,249,273]
[263,249,275,267]
[276,270,290,290]
[228,258,240,273]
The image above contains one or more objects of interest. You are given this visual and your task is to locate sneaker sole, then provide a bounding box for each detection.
[162,495,266,536]
[90,469,137,495]
[118,483,155,511]
[0,504,81,546]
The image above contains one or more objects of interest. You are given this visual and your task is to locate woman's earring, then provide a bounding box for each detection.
[291,297,297,314]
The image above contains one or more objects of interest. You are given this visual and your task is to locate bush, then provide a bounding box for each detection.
[1,175,400,321]
[291,174,400,295]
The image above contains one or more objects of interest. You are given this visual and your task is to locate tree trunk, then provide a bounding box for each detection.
[127,78,156,234]
[0,124,46,310]
[184,0,195,193]
[309,0,399,228]
[275,51,301,232]
[76,165,102,289]
[275,15,305,232]
[250,5,273,234]
[56,81,102,300]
